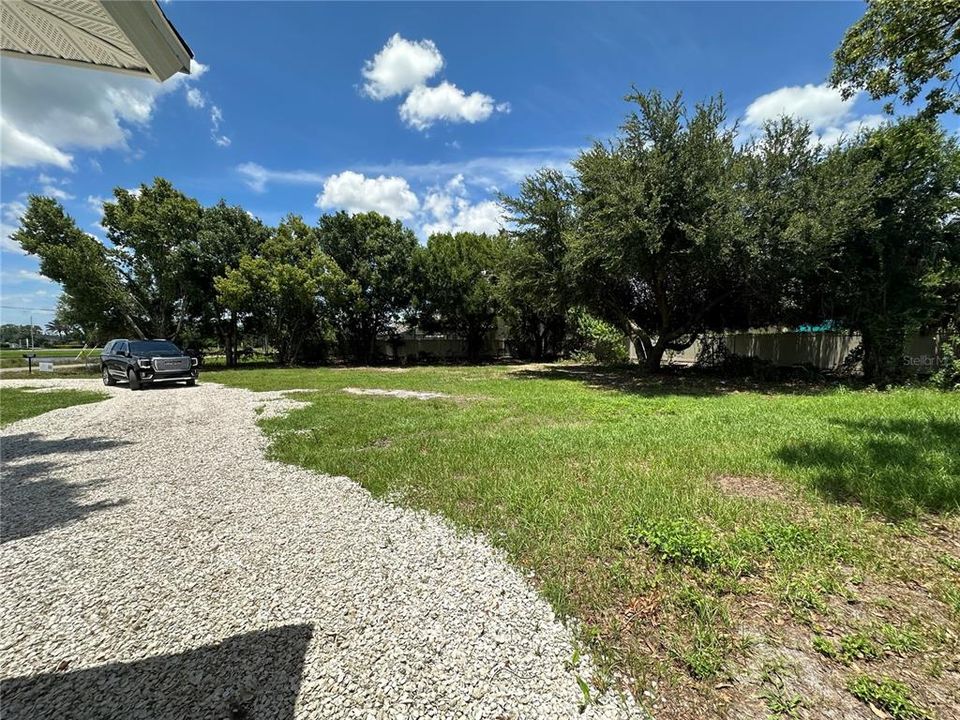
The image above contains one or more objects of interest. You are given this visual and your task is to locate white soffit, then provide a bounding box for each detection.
[0,0,193,81]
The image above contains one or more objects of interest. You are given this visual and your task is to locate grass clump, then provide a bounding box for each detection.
[848,675,930,720]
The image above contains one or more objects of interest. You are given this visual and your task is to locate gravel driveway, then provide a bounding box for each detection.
[1,379,642,719]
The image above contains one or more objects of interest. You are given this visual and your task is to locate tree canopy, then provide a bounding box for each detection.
[832,0,960,115]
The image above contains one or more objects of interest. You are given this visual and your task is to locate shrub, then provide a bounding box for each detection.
[566,307,628,365]
[929,326,960,390]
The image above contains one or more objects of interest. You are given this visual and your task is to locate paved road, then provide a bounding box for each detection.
[0,379,641,719]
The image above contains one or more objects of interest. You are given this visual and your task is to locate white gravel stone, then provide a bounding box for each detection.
[0,379,644,719]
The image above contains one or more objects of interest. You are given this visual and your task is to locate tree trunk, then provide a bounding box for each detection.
[644,342,667,372]
[861,323,905,388]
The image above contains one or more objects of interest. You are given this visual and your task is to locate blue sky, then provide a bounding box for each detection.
[1,1,889,327]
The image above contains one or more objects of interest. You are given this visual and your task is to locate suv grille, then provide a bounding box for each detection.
[152,357,190,372]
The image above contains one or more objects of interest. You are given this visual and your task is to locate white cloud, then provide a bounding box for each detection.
[237,162,327,192]
[745,83,855,129]
[817,114,887,146]
[317,171,420,220]
[86,195,105,213]
[0,116,73,169]
[399,82,508,130]
[0,269,48,284]
[361,34,506,131]
[0,57,205,169]
[362,34,444,100]
[41,185,74,201]
[186,87,206,109]
[422,198,503,237]
[419,173,504,237]
[744,82,888,146]
[1,201,28,254]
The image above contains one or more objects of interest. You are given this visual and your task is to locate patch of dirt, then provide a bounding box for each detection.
[713,474,800,504]
[342,387,453,400]
[364,436,393,449]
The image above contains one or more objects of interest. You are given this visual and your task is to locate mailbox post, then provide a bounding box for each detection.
[22,353,36,374]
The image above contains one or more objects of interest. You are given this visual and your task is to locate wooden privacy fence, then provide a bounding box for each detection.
[658,332,943,372]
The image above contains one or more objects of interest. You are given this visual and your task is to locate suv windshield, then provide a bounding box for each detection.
[129,341,182,357]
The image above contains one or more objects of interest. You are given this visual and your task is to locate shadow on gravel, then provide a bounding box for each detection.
[0,432,131,463]
[1,624,314,720]
[1,432,133,543]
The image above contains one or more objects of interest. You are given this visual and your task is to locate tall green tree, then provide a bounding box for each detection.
[215,216,344,365]
[317,211,418,363]
[414,232,504,361]
[570,90,743,370]
[737,117,824,327]
[102,178,202,339]
[832,0,960,115]
[813,117,960,385]
[498,169,575,359]
[185,201,270,365]
[12,196,135,339]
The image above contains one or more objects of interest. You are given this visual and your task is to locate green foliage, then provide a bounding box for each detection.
[414,232,504,361]
[12,196,134,340]
[317,212,418,363]
[498,169,576,359]
[812,117,960,386]
[571,90,744,370]
[102,178,203,339]
[847,675,930,720]
[631,518,724,570]
[216,216,343,365]
[929,325,960,389]
[566,307,628,365]
[186,200,270,364]
[832,0,960,115]
[812,634,838,659]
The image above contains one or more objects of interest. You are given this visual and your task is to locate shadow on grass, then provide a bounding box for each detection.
[1,432,132,543]
[1,624,313,719]
[777,418,960,520]
[510,364,842,397]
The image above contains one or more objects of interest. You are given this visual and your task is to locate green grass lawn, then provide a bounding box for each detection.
[208,364,959,719]
[0,386,109,426]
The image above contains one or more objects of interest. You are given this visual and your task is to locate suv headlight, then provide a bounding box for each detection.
[138,358,151,369]
[191,357,198,367]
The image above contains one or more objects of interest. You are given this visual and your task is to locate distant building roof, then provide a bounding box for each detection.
[1,0,192,81]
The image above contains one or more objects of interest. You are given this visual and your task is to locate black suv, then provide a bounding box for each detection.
[101,339,198,390]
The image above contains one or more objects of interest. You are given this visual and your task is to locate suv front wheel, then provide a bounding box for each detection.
[102,366,116,386]
[127,368,141,391]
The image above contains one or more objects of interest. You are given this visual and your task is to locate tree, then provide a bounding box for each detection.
[736,117,825,328]
[216,216,344,365]
[185,201,270,365]
[414,232,504,361]
[316,212,418,363]
[102,178,202,340]
[498,169,576,359]
[813,117,960,385]
[832,0,960,115]
[12,196,136,339]
[570,90,743,371]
